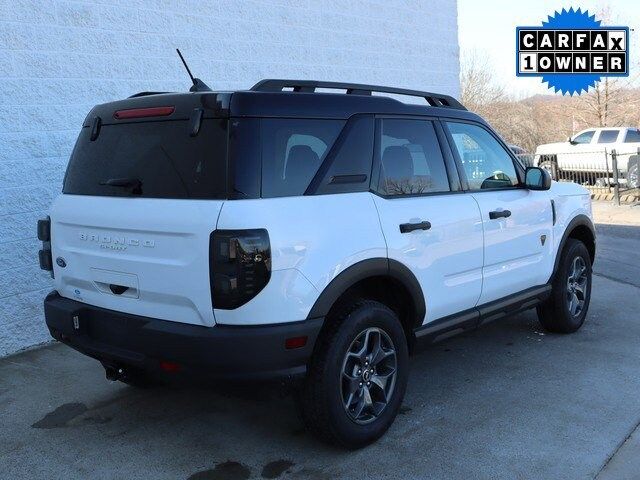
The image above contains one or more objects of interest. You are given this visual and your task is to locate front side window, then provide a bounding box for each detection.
[597,130,620,144]
[624,129,640,143]
[376,119,450,196]
[446,122,519,190]
[260,119,344,198]
[572,130,595,144]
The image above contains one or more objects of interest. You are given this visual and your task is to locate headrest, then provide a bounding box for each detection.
[286,145,320,180]
[382,145,414,179]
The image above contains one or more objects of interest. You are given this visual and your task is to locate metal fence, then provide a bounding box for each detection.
[514,148,640,205]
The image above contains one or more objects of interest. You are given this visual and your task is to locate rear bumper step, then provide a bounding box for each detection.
[44,291,323,381]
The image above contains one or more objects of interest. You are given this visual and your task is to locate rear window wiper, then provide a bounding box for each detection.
[99,178,142,195]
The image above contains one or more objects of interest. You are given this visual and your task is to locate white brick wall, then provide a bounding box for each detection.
[0,0,460,357]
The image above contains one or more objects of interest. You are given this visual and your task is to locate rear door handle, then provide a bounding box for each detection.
[399,221,431,233]
[489,210,511,219]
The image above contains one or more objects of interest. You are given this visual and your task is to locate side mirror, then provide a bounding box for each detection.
[525,167,551,190]
[568,136,577,145]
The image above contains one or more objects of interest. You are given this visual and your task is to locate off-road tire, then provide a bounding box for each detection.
[300,299,409,449]
[537,238,592,333]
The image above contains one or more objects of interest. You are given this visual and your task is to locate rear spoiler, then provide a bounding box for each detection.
[82,92,231,128]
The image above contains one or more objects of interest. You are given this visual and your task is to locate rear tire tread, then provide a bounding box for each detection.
[301,299,403,448]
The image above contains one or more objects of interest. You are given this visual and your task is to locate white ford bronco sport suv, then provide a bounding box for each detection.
[39,79,595,449]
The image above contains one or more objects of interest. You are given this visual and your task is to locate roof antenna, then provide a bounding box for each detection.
[176,48,211,92]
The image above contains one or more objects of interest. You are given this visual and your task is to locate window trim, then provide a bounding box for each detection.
[369,115,462,199]
[440,118,526,193]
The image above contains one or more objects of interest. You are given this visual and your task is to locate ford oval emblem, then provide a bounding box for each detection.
[56,257,66,268]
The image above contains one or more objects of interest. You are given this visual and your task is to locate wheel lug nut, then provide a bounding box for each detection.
[359,382,363,387]
[367,382,371,386]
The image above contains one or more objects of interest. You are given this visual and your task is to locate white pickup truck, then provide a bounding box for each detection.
[534,128,640,187]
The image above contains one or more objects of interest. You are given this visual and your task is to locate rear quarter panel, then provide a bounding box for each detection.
[214,192,386,325]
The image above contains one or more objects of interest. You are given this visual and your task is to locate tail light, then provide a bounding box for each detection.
[37,216,54,277]
[210,229,271,309]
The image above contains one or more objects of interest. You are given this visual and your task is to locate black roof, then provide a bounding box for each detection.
[84,79,483,126]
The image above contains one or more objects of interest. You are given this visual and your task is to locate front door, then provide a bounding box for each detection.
[371,117,484,325]
[444,121,554,305]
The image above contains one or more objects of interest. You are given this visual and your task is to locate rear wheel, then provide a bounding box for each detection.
[300,300,408,449]
[537,239,592,333]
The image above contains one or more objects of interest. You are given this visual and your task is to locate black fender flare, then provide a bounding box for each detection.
[306,258,426,328]
[550,214,596,280]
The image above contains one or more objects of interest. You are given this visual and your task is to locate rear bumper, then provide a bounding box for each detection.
[44,291,323,381]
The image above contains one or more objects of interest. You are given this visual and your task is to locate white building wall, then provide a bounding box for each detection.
[0,0,460,357]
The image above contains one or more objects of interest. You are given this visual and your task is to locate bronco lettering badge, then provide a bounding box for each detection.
[78,232,155,251]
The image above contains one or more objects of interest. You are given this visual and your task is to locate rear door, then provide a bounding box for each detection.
[371,117,484,325]
[444,120,554,305]
[51,114,229,327]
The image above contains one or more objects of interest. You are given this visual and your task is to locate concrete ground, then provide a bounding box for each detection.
[1,201,639,480]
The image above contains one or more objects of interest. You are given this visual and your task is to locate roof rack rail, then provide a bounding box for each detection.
[128,91,169,98]
[251,79,466,110]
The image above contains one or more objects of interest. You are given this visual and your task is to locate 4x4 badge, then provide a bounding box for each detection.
[56,257,66,268]
[72,315,80,330]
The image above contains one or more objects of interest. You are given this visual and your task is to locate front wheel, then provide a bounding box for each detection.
[537,238,592,333]
[300,300,409,449]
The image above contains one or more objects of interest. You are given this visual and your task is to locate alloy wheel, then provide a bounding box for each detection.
[340,327,397,425]
[566,256,588,317]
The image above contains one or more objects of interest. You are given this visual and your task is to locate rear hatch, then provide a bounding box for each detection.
[50,93,230,326]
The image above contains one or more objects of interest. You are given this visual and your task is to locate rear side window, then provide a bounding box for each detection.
[376,119,450,196]
[624,129,640,143]
[260,119,345,198]
[63,119,228,199]
[598,130,620,144]
[310,115,375,195]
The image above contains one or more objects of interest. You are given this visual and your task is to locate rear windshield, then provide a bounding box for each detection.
[63,119,228,199]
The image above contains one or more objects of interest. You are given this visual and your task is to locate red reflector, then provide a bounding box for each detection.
[114,106,175,120]
[285,336,308,350]
[159,360,181,373]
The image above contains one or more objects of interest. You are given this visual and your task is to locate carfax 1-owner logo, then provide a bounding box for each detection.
[516,7,629,95]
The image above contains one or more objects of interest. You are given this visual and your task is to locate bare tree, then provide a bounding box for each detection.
[572,77,640,127]
[571,6,640,127]
[460,49,505,110]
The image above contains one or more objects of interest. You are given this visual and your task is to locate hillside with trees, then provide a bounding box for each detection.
[461,50,640,152]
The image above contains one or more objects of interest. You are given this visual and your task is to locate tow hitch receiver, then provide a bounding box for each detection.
[104,365,126,382]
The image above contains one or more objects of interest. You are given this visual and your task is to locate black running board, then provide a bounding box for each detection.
[413,284,551,347]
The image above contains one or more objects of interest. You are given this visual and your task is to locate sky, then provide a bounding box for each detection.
[457,0,640,97]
